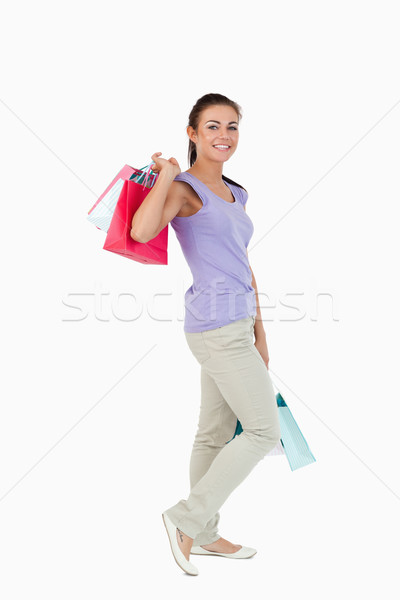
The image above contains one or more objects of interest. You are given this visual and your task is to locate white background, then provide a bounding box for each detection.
[1,0,399,596]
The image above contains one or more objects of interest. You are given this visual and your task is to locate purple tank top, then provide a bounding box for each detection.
[170,172,257,333]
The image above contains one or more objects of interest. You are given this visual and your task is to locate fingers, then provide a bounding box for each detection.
[150,151,162,172]
[150,152,179,174]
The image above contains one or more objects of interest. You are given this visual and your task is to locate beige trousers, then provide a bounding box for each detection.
[163,316,281,545]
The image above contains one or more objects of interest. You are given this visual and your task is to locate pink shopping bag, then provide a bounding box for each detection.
[103,177,168,265]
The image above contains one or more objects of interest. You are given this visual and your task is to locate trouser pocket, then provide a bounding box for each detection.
[247,342,267,367]
[208,316,254,348]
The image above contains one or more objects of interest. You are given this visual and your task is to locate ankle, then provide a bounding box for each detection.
[177,528,193,544]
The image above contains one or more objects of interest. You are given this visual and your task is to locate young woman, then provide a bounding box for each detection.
[130,93,281,576]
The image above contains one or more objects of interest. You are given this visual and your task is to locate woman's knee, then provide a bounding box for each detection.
[243,423,281,453]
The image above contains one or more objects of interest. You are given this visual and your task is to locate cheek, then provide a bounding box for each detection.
[201,133,214,145]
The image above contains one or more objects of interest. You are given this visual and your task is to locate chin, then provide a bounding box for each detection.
[210,153,234,162]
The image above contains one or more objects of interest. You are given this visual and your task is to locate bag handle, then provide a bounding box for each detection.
[129,162,159,189]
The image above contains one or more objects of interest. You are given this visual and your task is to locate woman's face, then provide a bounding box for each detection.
[188,104,239,163]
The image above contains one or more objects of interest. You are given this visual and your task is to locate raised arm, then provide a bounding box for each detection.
[130,153,186,243]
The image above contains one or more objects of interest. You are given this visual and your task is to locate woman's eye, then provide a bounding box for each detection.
[208,126,237,130]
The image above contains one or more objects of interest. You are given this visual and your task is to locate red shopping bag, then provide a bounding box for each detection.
[103,178,168,265]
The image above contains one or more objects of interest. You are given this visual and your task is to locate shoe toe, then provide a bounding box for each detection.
[162,513,199,575]
[236,545,257,558]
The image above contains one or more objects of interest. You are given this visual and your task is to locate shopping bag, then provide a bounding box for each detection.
[275,392,316,471]
[87,163,158,233]
[103,172,168,265]
[228,392,316,471]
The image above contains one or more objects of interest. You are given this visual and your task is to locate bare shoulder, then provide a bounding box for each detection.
[167,178,202,218]
[166,179,190,202]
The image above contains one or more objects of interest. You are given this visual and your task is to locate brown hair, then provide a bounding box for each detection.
[187,93,247,192]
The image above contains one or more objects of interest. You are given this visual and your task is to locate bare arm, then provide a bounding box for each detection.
[130,153,186,243]
[247,251,266,341]
[130,169,185,243]
[244,203,266,341]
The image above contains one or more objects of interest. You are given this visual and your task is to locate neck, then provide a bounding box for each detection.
[188,157,225,185]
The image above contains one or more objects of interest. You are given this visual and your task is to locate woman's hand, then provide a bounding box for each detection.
[151,152,181,178]
[255,338,270,370]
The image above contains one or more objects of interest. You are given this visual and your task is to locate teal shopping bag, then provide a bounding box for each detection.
[275,392,316,471]
[228,392,316,472]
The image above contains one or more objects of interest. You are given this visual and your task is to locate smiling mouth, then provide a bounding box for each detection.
[213,145,231,151]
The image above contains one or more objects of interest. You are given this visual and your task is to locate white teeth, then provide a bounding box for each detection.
[214,145,230,149]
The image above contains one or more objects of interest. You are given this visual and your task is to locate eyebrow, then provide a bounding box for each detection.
[205,120,238,125]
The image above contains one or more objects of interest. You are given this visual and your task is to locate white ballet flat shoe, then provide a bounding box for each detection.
[162,513,199,576]
[190,544,257,559]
